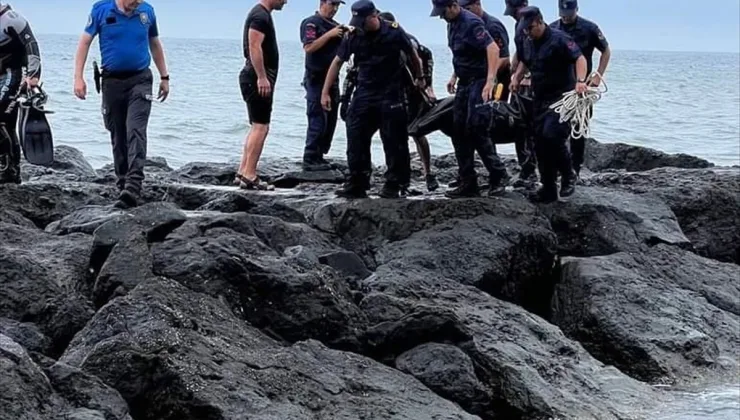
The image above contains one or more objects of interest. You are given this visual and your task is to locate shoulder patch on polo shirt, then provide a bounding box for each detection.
[140,12,149,25]
[87,14,93,28]
[391,21,399,28]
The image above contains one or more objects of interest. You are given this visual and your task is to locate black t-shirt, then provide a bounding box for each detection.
[243,4,279,82]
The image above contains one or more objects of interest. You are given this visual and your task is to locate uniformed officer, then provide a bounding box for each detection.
[0,2,42,184]
[321,0,423,199]
[431,0,510,198]
[300,0,346,171]
[511,6,586,203]
[502,0,539,182]
[551,0,611,177]
[378,11,439,192]
[74,0,170,209]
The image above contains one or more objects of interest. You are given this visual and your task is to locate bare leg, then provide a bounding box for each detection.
[242,123,269,180]
[412,135,431,176]
[412,135,439,191]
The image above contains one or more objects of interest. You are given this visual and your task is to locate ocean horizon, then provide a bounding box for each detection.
[30,33,740,170]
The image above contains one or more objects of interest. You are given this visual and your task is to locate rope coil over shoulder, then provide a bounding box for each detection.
[549,71,607,139]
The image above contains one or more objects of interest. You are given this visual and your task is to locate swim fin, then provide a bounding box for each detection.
[18,85,54,167]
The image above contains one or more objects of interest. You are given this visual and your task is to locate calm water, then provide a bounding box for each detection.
[36,34,740,169]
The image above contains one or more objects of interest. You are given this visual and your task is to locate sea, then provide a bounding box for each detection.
[36,34,740,170]
[33,34,740,419]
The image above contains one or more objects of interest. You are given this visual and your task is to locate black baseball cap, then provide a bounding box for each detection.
[504,0,528,16]
[349,0,378,27]
[559,0,578,17]
[430,0,455,17]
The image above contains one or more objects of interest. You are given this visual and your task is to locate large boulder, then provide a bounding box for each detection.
[0,222,94,356]
[22,145,98,183]
[151,212,367,349]
[553,245,740,385]
[539,186,691,257]
[586,167,740,264]
[359,269,658,420]
[60,278,479,420]
[583,138,714,172]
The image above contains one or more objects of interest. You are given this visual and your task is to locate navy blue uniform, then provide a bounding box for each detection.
[300,12,342,166]
[551,16,608,174]
[550,16,608,76]
[85,0,159,202]
[336,18,415,192]
[447,9,507,191]
[520,26,582,193]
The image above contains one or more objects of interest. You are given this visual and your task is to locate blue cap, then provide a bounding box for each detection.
[504,0,527,16]
[518,6,542,28]
[349,0,378,27]
[458,0,476,6]
[430,0,455,17]
[559,0,577,17]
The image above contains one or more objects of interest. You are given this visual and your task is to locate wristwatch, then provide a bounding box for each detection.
[161,75,170,81]
[577,78,586,83]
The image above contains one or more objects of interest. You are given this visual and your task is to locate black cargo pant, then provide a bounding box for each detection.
[0,68,22,183]
[533,97,574,191]
[345,86,410,189]
[101,68,153,197]
[452,78,507,184]
[515,84,537,174]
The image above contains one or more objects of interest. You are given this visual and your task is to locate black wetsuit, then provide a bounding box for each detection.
[0,4,41,182]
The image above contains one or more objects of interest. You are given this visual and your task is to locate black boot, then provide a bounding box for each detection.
[426,173,439,191]
[560,171,577,198]
[488,172,511,197]
[336,182,368,199]
[529,185,558,204]
[379,182,402,199]
[445,178,479,199]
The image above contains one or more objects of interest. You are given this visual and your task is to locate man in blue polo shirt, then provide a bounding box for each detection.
[73,0,170,209]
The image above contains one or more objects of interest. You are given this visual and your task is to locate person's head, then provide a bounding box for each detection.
[118,0,143,13]
[320,0,345,19]
[558,0,578,24]
[459,0,483,16]
[349,0,381,32]
[430,0,462,21]
[378,11,396,22]
[263,0,287,11]
[518,6,546,39]
[503,0,528,20]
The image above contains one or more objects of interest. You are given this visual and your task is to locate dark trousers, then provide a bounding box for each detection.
[452,78,506,183]
[569,104,591,175]
[303,77,339,163]
[101,69,153,196]
[533,98,574,190]
[514,85,537,173]
[0,68,22,181]
[345,87,410,188]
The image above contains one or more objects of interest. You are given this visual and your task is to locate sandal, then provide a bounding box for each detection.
[239,175,274,191]
[233,173,247,186]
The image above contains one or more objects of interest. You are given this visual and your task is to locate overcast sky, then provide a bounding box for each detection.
[11,0,740,53]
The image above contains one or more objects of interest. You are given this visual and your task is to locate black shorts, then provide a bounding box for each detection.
[239,67,273,125]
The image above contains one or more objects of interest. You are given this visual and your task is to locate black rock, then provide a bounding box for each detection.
[0,317,52,356]
[93,232,154,307]
[584,138,714,172]
[553,244,740,385]
[539,186,692,257]
[60,278,479,420]
[22,145,98,183]
[319,251,372,280]
[0,223,94,356]
[586,167,740,263]
[270,169,345,189]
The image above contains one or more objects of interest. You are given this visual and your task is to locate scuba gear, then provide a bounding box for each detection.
[93,60,102,93]
[17,83,54,166]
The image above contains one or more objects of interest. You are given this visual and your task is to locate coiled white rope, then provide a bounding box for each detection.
[549,71,608,139]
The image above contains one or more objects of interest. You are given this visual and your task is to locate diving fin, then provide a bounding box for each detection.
[18,85,54,167]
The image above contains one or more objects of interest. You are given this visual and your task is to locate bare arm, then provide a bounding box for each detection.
[249,28,267,79]
[323,57,343,95]
[511,52,519,73]
[149,37,168,77]
[575,55,587,81]
[512,60,527,82]
[596,46,611,76]
[486,42,500,82]
[74,33,94,81]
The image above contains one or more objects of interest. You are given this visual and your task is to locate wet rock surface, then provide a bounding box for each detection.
[0,142,737,420]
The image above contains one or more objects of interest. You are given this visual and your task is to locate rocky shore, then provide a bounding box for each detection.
[1,139,738,420]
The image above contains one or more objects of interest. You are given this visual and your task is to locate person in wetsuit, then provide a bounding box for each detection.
[550,0,610,177]
[0,2,42,184]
